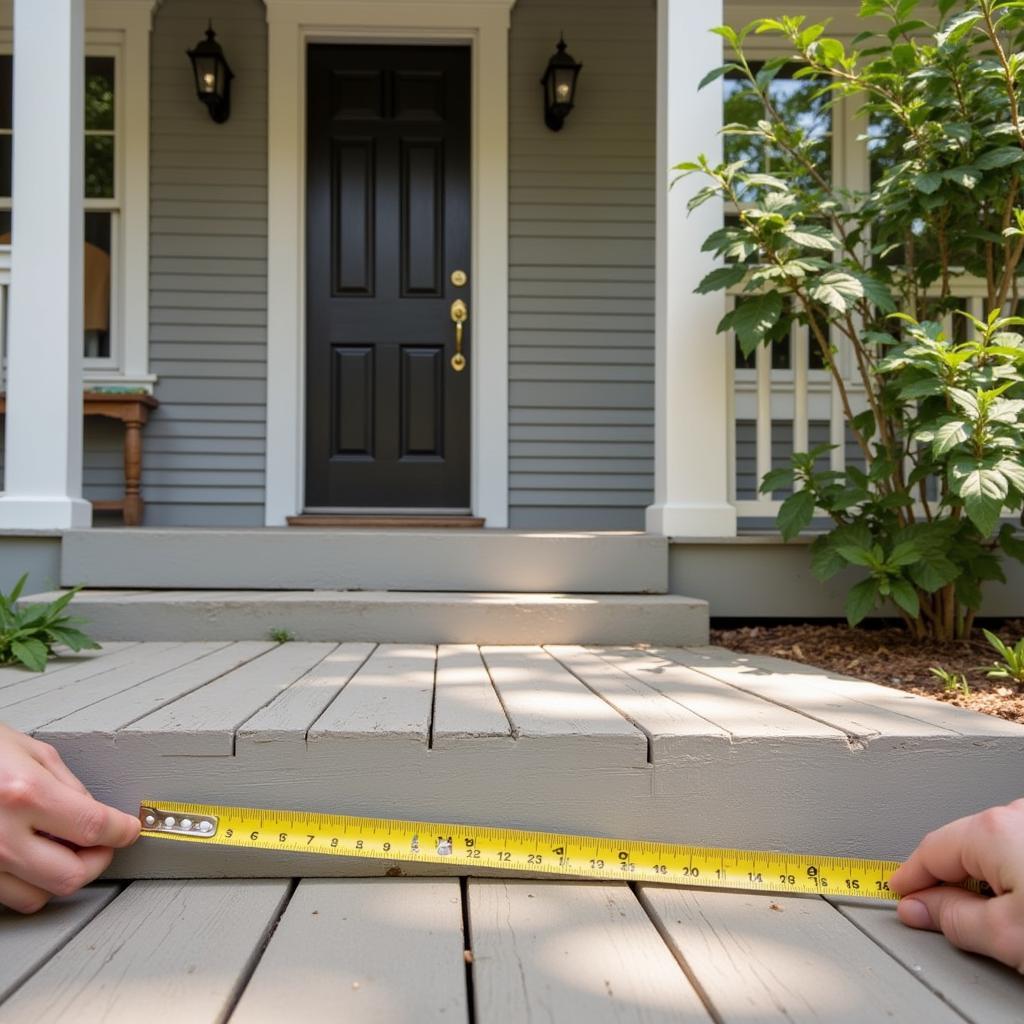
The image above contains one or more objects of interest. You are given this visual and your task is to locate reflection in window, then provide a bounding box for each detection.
[0,53,117,361]
[724,64,832,195]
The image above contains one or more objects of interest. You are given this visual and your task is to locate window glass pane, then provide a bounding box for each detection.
[84,211,111,358]
[85,57,115,131]
[0,55,11,131]
[85,135,114,198]
[724,65,832,192]
[0,135,10,198]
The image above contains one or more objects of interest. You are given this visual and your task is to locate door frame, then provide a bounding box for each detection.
[263,0,514,526]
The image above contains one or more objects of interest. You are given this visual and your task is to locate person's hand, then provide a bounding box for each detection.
[0,721,140,913]
[890,799,1024,973]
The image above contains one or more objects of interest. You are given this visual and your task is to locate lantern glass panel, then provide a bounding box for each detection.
[553,68,575,108]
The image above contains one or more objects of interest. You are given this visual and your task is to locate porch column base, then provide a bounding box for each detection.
[0,497,92,530]
[646,502,737,539]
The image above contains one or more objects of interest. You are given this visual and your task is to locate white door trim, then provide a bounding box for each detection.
[262,0,514,526]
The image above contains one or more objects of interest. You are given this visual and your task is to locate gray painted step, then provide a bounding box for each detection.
[25,589,708,645]
[60,528,669,593]
[15,643,1024,880]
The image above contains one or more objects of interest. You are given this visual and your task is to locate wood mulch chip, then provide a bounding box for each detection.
[710,621,1024,725]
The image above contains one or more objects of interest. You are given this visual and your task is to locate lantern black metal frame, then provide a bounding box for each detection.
[187,22,234,124]
[540,34,582,132]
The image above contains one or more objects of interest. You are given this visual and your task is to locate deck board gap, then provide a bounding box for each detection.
[300,643,378,746]
[654,646,871,745]
[546,646,657,765]
[428,645,440,750]
[223,877,301,1023]
[459,876,477,1024]
[111,642,270,733]
[632,881,726,1024]
[228,644,338,753]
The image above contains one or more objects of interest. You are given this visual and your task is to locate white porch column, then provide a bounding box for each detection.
[646,0,736,538]
[0,0,91,529]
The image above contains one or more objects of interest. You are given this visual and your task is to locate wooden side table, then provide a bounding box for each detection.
[0,390,159,526]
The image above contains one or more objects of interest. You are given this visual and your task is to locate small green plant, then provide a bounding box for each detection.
[268,627,295,644]
[982,629,1024,684]
[0,575,100,671]
[929,666,972,696]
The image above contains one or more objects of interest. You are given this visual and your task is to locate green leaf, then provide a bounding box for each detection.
[913,172,943,194]
[957,465,1009,537]
[853,273,897,314]
[836,544,876,567]
[846,577,880,627]
[810,538,847,581]
[998,524,1024,562]
[720,292,784,357]
[908,549,960,592]
[696,265,747,295]
[933,419,969,456]
[777,489,816,541]
[759,467,795,494]
[698,64,741,90]
[890,578,921,618]
[782,227,837,252]
[976,147,1024,170]
[944,166,981,190]
[46,626,101,653]
[7,574,27,605]
[887,541,921,567]
[936,10,981,46]
[810,272,864,313]
[10,637,48,672]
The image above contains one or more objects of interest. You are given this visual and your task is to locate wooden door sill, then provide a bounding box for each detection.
[287,515,486,529]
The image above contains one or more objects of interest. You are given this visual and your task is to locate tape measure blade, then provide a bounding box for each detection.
[138,800,902,902]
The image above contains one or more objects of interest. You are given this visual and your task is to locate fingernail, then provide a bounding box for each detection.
[900,898,933,929]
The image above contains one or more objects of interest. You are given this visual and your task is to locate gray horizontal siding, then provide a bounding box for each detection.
[144,0,267,526]
[508,0,656,530]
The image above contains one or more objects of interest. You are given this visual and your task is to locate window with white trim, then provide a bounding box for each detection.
[0,46,123,368]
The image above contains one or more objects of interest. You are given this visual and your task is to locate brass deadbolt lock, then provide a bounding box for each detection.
[450,269,468,287]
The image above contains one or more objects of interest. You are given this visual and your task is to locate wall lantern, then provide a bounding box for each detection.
[187,22,234,124]
[540,34,582,132]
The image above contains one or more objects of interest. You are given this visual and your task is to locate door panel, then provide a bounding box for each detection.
[306,45,471,509]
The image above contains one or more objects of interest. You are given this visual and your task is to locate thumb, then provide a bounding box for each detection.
[898,887,1001,961]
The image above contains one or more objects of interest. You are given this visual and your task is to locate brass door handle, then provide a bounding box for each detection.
[450,299,468,372]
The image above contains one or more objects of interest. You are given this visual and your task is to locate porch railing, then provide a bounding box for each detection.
[0,244,10,372]
[727,279,991,520]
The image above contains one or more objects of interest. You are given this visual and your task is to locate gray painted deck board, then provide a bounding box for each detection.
[0,880,290,1024]
[230,879,468,1023]
[638,887,965,1023]
[236,643,376,751]
[469,880,710,1023]
[0,644,134,692]
[481,646,648,766]
[36,642,273,738]
[0,886,120,1002]
[0,643,153,710]
[545,644,730,759]
[431,644,513,746]
[308,643,437,744]
[3,643,224,734]
[833,899,1024,1024]
[122,643,334,755]
[658,646,1008,740]
[592,646,846,740]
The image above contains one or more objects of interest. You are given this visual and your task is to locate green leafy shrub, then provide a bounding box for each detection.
[0,575,101,671]
[684,0,1024,638]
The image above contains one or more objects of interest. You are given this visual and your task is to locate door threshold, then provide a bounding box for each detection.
[287,514,486,529]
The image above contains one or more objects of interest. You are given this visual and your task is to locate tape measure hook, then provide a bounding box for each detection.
[140,804,219,838]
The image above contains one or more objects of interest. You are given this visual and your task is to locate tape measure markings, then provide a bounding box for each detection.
[140,800,905,901]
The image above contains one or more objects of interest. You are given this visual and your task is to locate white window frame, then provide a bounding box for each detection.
[0,0,155,390]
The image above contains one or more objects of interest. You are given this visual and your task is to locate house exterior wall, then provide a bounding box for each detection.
[507,0,656,529]
[144,0,268,526]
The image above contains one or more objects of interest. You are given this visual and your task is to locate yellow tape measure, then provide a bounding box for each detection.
[140,800,911,901]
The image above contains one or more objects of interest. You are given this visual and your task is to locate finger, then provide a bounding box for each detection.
[898,887,1016,965]
[11,834,108,896]
[0,871,51,914]
[28,740,89,795]
[892,806,1019,897]
[29,782,140,850]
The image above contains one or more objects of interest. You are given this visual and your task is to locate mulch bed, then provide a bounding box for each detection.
[710,621,1024,725]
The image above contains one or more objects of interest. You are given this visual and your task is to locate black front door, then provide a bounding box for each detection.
[305,45,471,510]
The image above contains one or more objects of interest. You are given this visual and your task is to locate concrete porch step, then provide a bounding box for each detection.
[59,528,669,593]
[26,588,708,644]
